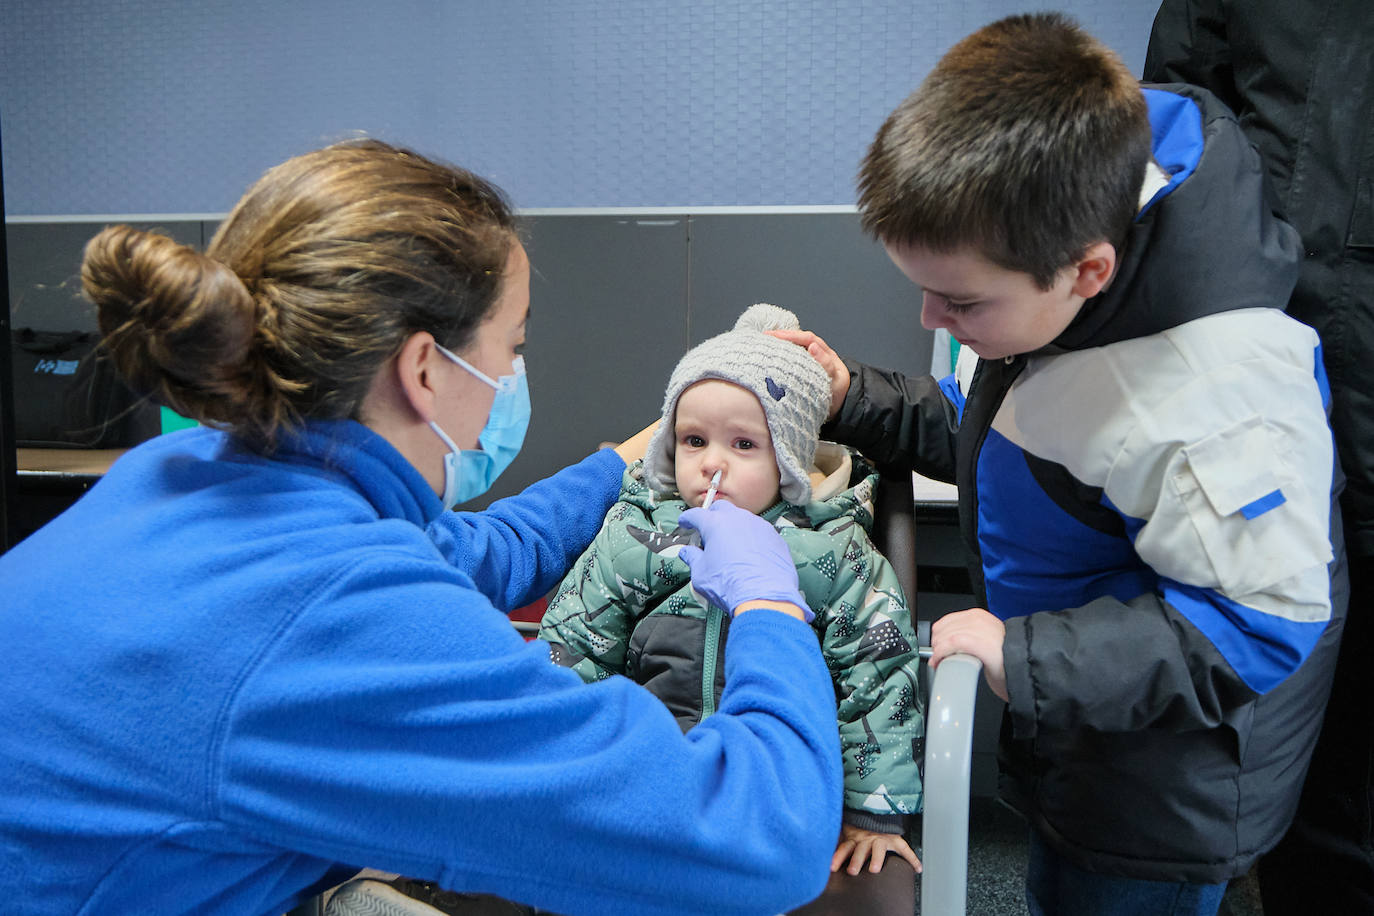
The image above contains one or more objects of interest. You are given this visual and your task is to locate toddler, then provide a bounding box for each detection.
[539,304,924,900]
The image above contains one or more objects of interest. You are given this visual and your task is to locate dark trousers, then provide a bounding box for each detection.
[1259,556,1374,913]
[1026,830,1226,916]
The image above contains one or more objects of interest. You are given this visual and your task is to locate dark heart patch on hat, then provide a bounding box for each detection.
[765,377,787,401]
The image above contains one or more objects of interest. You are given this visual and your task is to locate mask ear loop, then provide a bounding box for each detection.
[428,419,461,454]
[426,419,464,510]
[434,342,501,390]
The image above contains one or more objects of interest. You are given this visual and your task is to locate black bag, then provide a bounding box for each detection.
[11,328,162,448]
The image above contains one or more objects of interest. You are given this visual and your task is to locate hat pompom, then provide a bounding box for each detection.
[734,302,801,333]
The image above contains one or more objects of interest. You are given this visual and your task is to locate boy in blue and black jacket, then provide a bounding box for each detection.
[778,12,1348,914]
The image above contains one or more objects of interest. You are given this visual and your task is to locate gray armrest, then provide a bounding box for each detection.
[920,652,983,916]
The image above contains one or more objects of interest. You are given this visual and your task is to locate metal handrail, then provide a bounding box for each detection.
[921,652,984,916]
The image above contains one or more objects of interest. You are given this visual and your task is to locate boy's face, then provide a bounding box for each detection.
[884,242,1107,361]
[673,379,782,515]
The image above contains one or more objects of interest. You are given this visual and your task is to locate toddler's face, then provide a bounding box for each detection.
[672,379,782,515]
[884,242,1088,360]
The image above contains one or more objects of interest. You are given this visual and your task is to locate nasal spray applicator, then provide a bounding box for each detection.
[686,470,723,610]
[702,469,722,509]
[685,470,722,548]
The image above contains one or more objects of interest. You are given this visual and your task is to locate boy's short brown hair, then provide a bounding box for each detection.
[858,12,1151,289]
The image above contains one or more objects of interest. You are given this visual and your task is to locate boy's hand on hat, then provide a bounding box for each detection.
[678,501,812,621]
[930,608,1008,701]
[766,328,849,420]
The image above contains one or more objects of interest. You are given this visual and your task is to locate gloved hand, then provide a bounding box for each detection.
[678,501,813,621]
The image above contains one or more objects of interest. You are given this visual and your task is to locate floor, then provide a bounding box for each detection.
[947,797,1030,915]
[928,797,1265,915]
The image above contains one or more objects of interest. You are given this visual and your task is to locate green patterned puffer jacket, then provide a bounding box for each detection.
[540,445,924,825]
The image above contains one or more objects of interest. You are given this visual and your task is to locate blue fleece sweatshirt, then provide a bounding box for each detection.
[0,420,841,916]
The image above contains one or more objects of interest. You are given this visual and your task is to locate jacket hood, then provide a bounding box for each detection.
[1050,85,1302,352]
[784,441,877,530]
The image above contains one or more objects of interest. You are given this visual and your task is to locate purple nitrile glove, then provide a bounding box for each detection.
[677,500,813,621]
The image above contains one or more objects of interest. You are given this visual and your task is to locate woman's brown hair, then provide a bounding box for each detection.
[81,139,517,450]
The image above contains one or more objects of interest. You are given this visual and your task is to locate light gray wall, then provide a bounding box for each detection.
[1,1,1158,214]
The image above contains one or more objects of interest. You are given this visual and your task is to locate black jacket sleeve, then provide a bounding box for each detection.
[821,359,959,482]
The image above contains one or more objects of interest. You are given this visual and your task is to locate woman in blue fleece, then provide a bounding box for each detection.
[0,140,841,916]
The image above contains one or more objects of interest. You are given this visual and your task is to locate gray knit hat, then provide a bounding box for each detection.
[645,303,830,505]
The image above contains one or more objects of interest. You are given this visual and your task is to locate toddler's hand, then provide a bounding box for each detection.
[831,824,923,875]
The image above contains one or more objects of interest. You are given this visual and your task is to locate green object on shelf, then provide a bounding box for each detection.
[949,337,962,369]
[160,406,198,434]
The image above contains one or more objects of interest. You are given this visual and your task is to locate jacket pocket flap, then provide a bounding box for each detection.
[1182,416,1284,518]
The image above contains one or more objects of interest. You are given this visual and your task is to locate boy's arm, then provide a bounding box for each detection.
[537,506,644,682]
[1143,0,1240,113]
[803,524,925,828]
[823,360,959,482]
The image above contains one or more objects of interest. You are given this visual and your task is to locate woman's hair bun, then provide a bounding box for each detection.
[81,224,258,425]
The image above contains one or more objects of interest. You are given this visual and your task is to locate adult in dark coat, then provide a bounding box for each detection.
[1145,2,1374,911]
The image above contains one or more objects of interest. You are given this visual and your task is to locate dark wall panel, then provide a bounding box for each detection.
[464,214,689,508]
[6,213,936,506]
[7,221,203,333]
[7,212,998,789]
[687,212,932,377]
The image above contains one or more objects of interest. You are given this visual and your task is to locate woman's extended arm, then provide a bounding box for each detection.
[430,448,625,612]
[221,564,842,916]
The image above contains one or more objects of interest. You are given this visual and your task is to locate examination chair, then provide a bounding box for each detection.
[874,465,982,916]
[291,464,983,916]
[785,464,981,916]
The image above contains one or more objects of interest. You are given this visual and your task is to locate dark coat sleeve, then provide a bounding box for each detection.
[822,359,959,482]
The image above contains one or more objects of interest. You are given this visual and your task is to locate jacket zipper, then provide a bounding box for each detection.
[701,603,723,718]
[698,505,791,720]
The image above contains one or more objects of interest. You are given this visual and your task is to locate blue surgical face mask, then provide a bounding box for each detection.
[428,345,530,509]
